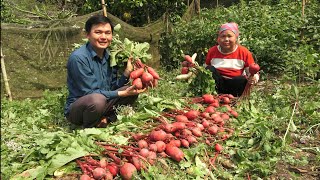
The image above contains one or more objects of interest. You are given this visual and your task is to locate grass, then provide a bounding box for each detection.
[1,70,320,180]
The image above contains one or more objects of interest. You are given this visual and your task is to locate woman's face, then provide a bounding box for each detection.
[86,23,113,54]
[217,30,237,52]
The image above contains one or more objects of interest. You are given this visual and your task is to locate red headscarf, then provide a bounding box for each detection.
[219,22,239,37]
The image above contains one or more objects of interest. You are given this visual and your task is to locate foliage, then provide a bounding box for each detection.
[160,0,320,80]
[1,69,319,179]
[103,0,187,26]
[1,0,76,23]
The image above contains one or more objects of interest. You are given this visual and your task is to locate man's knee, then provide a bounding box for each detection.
[86,94,107,112]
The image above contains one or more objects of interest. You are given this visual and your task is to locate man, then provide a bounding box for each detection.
[64,14,145,128]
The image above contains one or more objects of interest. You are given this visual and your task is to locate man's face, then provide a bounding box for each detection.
[217,30,237,51]
[87,23,113,52]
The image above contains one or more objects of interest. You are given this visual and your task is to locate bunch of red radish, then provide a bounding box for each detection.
[130,60,160,89]
[176,54,198,80]
[77,92,238,180]
[180,54,195,74]
[241,63,260,98]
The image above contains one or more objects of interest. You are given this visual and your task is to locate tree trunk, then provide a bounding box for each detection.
[1,47,13,101]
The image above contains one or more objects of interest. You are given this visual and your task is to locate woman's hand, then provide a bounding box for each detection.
[248,74,259,85]
[118,85,147,97]
[124,57,134,77]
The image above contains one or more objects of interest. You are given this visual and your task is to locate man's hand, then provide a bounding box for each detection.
[124,57,134,77]
[118,85,147,97]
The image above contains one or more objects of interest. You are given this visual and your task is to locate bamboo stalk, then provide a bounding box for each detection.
[1,47,13,101]
[101,0,107,17]
[301,0,305,40]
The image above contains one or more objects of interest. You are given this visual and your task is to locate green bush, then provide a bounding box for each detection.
[160,0,320,80]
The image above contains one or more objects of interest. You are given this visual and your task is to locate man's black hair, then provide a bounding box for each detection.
[85,14,114,33]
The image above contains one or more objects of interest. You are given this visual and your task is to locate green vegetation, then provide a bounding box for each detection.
[1,71,319,179]
[1,0,320,179]
[160,0,320,80]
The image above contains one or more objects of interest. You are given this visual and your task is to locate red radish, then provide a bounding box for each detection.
[205,139,211,145]
[99,157,107,168]
[184,55,193,63]
[165,145,185,162]
[137,140,148,149]
[208,125,219,135]
[155,141,166,152]
[181,67,189,74]
[171,122,186,132]
[149,130,167,142]
[201,112,210,118]
[213,116,223,123]
[132,78,143,89]
[221,104,232,112]
[158,152,168,158]
[147,151,157,165]
[105,171,113,180]
[221,113,230,120]
[221,97,230,104]
[147,66,160,79]
[229,110,238,118]
[192,128,202,137]
[181,129,193,136]
[163,123,174,133]
[130,68,144,79]
[196,123,204,131]
[180,139,190,148]
[186,135,197,144]
[132,132,145,141]
[169,139,181,147]
[166,133,175,140]
[211,113,219,119]
[131,156,144,171]
[215,143,223,152]
[202,120,210,128]
[175,115,189,122]
[185,110,200,120]
[210,102,220,108]
[106,163,119,177]
[120,163,137,180]
[149,144,157,152]
[174,131,181,137]
[181,61,189,67]
[80,174,91,180]
[249,63,260,74]
[151,79,158,87]
[92,167,107,180]
[227,94,235,99]
[202,94,215,104]
[141,72,154,84]
[205,106,215,113]
[140,148,150,157]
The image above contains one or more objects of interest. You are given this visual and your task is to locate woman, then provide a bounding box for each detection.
[205,22,259,97]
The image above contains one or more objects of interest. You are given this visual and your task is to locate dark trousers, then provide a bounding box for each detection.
[67,86,138,128]
[206,66,247,97]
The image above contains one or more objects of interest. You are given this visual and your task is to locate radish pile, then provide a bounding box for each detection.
[130,60,160,89]
[76,92,239,179]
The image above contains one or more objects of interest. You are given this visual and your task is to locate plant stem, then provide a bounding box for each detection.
[282,101,297,147]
